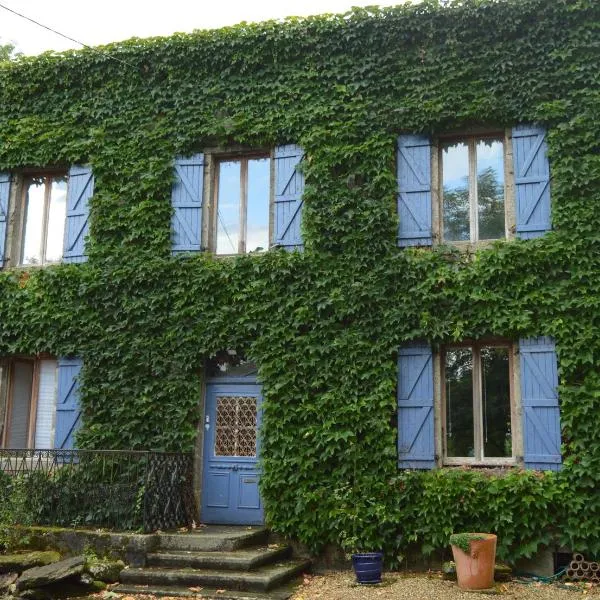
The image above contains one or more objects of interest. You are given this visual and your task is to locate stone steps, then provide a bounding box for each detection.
[114,583,296,600]
[157,527,269,552]
[114,526,310,599]
[147,546,292,570]
[120,559,311,592]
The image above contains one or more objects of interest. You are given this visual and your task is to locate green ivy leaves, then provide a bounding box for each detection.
[0,0,599,563]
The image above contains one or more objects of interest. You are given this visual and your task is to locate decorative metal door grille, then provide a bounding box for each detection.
[214,396,257,457]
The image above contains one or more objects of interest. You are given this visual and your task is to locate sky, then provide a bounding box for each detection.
[0,0,410,56]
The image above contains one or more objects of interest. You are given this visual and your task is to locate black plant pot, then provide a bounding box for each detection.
[351,552,383,584]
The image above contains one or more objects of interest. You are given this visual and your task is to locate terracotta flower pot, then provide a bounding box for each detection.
[451,533,497,590]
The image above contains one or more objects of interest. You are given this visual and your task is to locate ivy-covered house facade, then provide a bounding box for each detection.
[0,0,599,562]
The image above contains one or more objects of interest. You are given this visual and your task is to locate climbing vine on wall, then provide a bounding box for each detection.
[0,0,599,562]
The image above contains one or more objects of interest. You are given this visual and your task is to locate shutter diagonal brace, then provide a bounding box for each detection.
[174,164,203,205]
[518,178,550,227]
[398,192,427,232]
[513,128,551,237]
[64,167,93,261]
[397,135,432,247]
[274,146,304,248]
[57,413,82,449]
[398,354,431,403]
[524,406,560,456]
[276,153,303,197]
[520,337,562,470]
[276,154,303,242]
[517,134,545,179]
[277,198,304,242]
[70,172,93,212]
[521,352,558,401]
[401,406,433,453]
[398,145,427,186]
[398,346,434,467]
[60,376,77,407]
[65,173,92,253]
[56,360,82,449]
[172,156,204,251]
[174,211,198,245]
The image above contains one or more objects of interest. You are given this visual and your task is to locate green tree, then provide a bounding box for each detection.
[0,41,22,62]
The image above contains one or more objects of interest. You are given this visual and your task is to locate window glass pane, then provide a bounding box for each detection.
[445,348,474,457]
[34,359,58,449]
[481,346,511,457]
[442,141,470,241]
[246,158,270,252]
[477,139,505,240]
[216,161,241,254]
[45,177,67,262]
[7,361,34,448]
[22,179,46,265]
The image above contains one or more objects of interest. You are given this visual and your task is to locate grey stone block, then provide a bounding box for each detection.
[16,556,84,591]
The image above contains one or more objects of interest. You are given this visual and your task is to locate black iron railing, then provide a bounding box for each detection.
[0,449,196,533]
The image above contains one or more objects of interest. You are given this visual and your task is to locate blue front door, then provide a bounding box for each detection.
[201,382,264,525]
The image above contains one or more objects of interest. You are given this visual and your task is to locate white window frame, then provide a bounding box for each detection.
[435,340,523,467]
[205,151,274,256]
[432,129,516,247]
[15,171,68,267]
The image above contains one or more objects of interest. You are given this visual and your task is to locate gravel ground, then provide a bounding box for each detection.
[290,572,600,600]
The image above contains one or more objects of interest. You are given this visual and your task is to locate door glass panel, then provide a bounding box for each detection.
[216,161,241,255]
[477,139,505,240]
[481,346,511,457]
[45,177,68,262]
[445,348,474,457]
[246,158,270,253]
[22,178,45,265]
[215,395,257,457]
[442,141,470,242]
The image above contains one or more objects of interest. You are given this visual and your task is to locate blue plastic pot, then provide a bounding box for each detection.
[351,552,383,584]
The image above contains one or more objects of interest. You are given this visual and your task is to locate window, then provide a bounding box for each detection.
[440,135,508,243]
[213,156,271,255]
[442,342,516,464]
[0,357,58,449]
[398,127,550,247]
[20,174,67,265]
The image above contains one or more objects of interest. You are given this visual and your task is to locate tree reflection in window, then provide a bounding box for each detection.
[442,137,505,242]
[445,343,512,461]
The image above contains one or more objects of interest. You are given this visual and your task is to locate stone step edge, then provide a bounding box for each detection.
[147,546,292,570]
[120,559,311,592]
[157,528,270,552]
[113,583,296,600]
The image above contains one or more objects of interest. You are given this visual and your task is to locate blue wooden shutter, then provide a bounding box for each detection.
[55,358,83,449]
[274,144,304,251]
[397,135,432,247]
[512,125,551,239]
[397,344,435,469]
[0,172,10,268]
[171,154,204,253]
[63,165,93,263]
[519,337,561,470]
